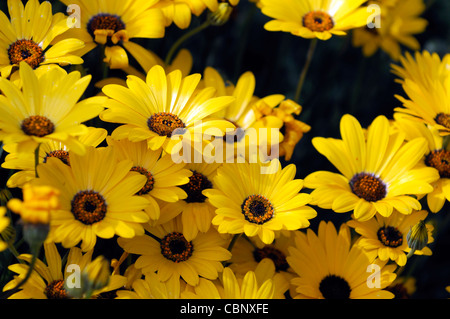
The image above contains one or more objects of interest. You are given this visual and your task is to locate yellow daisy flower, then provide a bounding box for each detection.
[2,127,108,189]
[347,210,434,267]
[391,50,450,90]
[352,0,427,61]
[116,273,182,299]
[117,216,232,286]
[181,264,275,299]
[154,0,240,29]
[287,221,397,299]
[160,161,222,241]
[100,65,235,154]
[59,0,165,69]
[204,159,317,245]
[259,0,369,40]
[106,137,192,221]
[3,242,126,299]
[0,62,106,155]
[33,146,151,252]
[0,207,11,252]
[393,113,450,213]
[304,114,439,221]
[0,0,85,78]
[392,51,450,136]
[201,67,284,163]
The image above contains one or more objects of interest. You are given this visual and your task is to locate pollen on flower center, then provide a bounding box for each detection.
[303,11,334,32]
[425,149,450,178]
[44,150,70,166]
[147,112,186,137]
[21,115,55,137]
[349,173,387,202]
[130,166,155,195]
[180,171,212,203]
[435,112,450,129]
[319,275,351,299]
[71,190,107,225]
[160,232,193,263]
[45,280,68,299]
[87,14,126,38]
[377,226,403,248]
[241,194,274,225]
[8,39,45,69]
[253,246,289,271]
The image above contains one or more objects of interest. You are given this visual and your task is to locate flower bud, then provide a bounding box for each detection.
[82,256,111,297]
[207,3,234,26]
[0,207,13,251]
[406,220,429,257]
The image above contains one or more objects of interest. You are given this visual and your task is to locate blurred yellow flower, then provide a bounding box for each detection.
[7,183,60,225]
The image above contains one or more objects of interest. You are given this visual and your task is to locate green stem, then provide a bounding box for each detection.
[227,233,241,253]
[34,143,40,178]
[294,38,318,103]
[164,20,211,66]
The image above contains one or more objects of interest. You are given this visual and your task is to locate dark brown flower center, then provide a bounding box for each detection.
[253,246,289,272]
[87,14,125,38]
[241,194,274,225]
[21,115,55,137]
[71,190,107,225]
[425,149,450,178]
[8,39,45,69]
[160,232,193,263]
[319,275,351,299]
[303,11,334,32]
[130,166,155,195]
[147,112,186,137]
[44,150,70,166]
[435,113,450,129]
[377,226,403,248]
[45,280,68,299]
[180,171,212,203]
[350,173,387,202]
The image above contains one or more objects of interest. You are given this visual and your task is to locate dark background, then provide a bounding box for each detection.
[0,0,449,298]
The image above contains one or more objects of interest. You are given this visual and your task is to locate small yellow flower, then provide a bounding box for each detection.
[7,184,60,225]
[407,219,430,256]
[80,256,111,297]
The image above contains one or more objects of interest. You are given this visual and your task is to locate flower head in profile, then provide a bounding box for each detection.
[352,0,427,61]
[0,62,106,155]
[100,65,235,154]
[259,0,369,40]
[59,0,165,69]
[33,146,151,251]
[304,114,439,221]
[205,159,317,244]
[347,210,434,267]
[287,221,397,299]
[393,51,450,136]
[0,0,85,78]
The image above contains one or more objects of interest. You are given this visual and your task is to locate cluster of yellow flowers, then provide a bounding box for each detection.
[0,0,447,301]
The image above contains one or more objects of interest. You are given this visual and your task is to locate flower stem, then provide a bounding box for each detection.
[294,38,318,103]
[164,20,211,66]
[227,233,241,253]
[34,143,40,178]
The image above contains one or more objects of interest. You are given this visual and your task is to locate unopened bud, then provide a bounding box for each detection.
[406,220,429,257]
[207,3,234,26]
[82,256,111,298]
